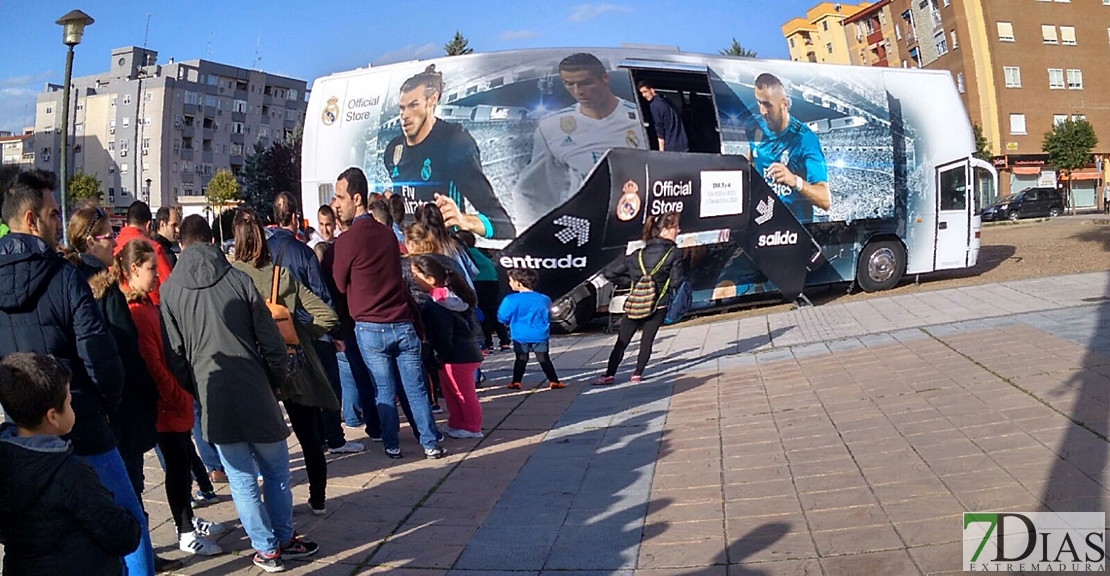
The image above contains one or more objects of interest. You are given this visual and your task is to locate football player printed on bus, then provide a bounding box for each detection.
[383,65,516,240]
[512,53,646,231]
[749,73,831,224]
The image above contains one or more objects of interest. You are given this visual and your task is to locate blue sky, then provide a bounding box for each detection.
[0,0,816,133]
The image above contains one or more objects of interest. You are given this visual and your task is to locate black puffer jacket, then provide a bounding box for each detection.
[0,234,124,456]
[603,238,685,305]
[69,253,159,457]
[0,423,141,576]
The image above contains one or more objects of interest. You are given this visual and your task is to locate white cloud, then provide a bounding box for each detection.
[374,43,440,66]
[568,3,632,22]
[499,29,541,41]
[0,72,52,134]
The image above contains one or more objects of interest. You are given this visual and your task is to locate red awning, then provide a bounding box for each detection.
[1061,169,1102,181]
[1012,166,1041,175]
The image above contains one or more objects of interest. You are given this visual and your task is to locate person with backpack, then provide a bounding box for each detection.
[592,212,684,385]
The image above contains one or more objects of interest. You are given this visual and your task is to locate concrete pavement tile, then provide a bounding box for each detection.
[454,543,550,571]
[804,504,888,531]
[725,496,803,518]
[906,541,963,575]
[727,558,822,575]
[797,487,878,512]
[818,549,921,576]
[726,514,808,538]
[894,516,962,547]
[357,567,448,575]
[811,524,904,556]
[723,465,792,485]
[883,495,967,524]
[448,572,537,576]
[635,568,726,576]
[280,560,368,575]
[647,501,725,524]
[870,477,950,503]
[369,542,466,569]
[788,457,857,479]
[955,485,1042,511]
[468,523,561,548]
[655,485,725,504]
[791,472,869,494]
[638,540,727,569]
[643,518,728,544]
[545,533,641,569]
[726,531,818,563]
[723,480,797,501]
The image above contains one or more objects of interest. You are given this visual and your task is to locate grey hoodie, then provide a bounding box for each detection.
[159,242,290,445]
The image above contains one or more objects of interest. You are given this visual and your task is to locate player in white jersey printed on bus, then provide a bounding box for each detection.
[512,53,647,231]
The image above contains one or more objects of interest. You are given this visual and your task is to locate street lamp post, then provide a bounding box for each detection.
[145,178,152,203]
[56,9,94,240]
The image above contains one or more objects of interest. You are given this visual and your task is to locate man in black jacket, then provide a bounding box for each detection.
[153,206,181,269]
[268,191,364,455]
[0,169,155,574]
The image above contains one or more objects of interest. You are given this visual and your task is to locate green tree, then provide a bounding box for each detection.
[972,123,992,161]
[206,169,240,244]
[239,129,303,221]
[67,172,103,206]
[1043,118,1098,215]
[444,31,474,56]
[720,38,758,58]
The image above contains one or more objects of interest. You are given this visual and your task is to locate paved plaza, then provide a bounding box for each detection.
[137,271,1109,575]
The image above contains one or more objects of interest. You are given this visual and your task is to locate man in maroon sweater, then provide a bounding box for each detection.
[328,167,445,460]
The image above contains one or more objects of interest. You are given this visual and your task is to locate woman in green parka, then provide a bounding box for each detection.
[229,208,341,516]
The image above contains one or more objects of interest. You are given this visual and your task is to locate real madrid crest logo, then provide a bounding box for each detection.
[392,145,403,166]
[560,116,577,134]
[625,129,640,149]
[616,180,641,222]
[322,97,340,126]
[421,158,432,181]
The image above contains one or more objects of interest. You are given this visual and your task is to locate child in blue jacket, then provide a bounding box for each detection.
[497,269,564,390]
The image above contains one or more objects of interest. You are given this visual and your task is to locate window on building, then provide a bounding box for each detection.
[934,30,949,55]
[184,91,199,105]
[123,94,132,105]
[1004,66,1022,87]
[1067,68,1083,89]
[1009,114,1027,135]
[1060,26,1076,45]
[822,20,829,31]
[75,123,83,135]
[997,22,1015,42]
[289,89,298,101]
[826,42,833,54]
[232,144,244,156]
[895,24,902,40]
[879,10,886,25]
[956,72,965,93]
[232,122,245,134]
[1042,25,1058,44]
[121,163,129,173]
[45,106,53,114]
[790,38,795,48]
[204,95,217,108]
[110,97,117,107]
[1048,68,1065,89]
[1074,114,1086,122]
[108,187,115,200]
[122,117,130,128]
[144,92,152,102]
[1053,114,1069,125]
[142,138,150,150]
[234,100,247,113]
[951,30,958,49]
[108,141,115,152]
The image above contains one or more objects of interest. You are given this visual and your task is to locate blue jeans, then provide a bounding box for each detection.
[354,322,439,451]
[192,399,223,473]
[81,448,155,576]
[337,335,382,438]
[215,441,293,555]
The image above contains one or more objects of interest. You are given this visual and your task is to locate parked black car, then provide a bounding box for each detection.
[980,187,1065,221]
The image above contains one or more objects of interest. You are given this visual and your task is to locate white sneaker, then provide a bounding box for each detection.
[191,516,226,537]
[179,531,222,556]
[445,428,484,439]
[327,441,365,454]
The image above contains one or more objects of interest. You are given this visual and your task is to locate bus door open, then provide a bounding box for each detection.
[618,60,722,154]
[934,159,973,270]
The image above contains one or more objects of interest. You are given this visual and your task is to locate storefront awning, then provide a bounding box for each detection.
[1012,166,1042,175]
[1060,168,1102,181]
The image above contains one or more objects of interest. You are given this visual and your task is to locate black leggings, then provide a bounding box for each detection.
[158,431,197,535]
[284,401,327,507]
[190,444,215,493]
[606,311,666,377]
[513,352,560,384]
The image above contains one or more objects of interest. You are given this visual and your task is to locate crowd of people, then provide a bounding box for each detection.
[0,167,685,574]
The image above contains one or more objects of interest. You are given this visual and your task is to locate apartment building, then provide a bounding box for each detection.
[842,0,903,67]
[783,2,872,65]
[33,46,307,222]
[0,131,35,170]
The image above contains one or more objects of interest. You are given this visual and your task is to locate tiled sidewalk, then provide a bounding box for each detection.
[115,273,1110,575]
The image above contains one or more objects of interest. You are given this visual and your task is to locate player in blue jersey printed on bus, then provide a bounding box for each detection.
[383,65,516,240]
[748,73,831,224]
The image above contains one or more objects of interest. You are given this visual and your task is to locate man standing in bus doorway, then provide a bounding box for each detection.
[750,73,831,224]
[383,65,516,240]
[512,52,646,231]
[637,80,689,153]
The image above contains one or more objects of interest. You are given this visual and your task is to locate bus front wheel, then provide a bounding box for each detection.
[856,240,905,292]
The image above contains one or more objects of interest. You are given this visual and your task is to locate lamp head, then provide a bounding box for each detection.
[56,10,94,47]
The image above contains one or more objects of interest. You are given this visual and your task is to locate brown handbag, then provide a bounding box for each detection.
[266,266,300,346]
